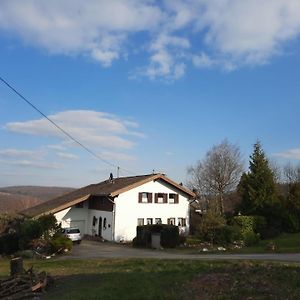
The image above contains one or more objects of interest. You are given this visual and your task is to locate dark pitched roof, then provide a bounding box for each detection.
[21,173,195,218]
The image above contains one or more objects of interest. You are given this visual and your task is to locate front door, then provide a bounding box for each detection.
[98,217,102,237]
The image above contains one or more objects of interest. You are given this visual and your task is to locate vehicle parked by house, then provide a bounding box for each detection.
[61,227,82,244]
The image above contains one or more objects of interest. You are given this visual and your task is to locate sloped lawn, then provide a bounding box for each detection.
[1,258,300,299]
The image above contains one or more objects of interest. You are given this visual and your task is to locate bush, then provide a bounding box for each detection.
[233,216,255,233]
[243,231,260,246]
[135,225,180,248]
[160,226,179,248]
[15,250,34,259]
[253,216,267,235]
[0,233,19,255]
[232,215,263,245]
[282,213,300,233]
[49,236,72,253]
[214,225,241,245]
[197,210,226,245]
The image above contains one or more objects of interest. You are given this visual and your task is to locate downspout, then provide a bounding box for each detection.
[112,199,116,242]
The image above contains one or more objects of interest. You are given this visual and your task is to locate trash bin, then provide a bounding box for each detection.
[151,233,161,249]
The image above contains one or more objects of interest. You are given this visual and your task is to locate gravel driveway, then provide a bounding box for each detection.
[62,240,300,262]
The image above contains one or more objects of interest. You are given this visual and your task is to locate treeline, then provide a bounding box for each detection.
[188,140,300,244]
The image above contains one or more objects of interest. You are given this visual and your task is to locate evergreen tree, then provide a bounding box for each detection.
[282,182,300,232]
[238,142,280,222]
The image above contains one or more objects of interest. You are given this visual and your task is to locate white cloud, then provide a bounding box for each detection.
[193,0,300,67]
[0,148,45,160]
[192,52,215,68]
[0,0,164,66]
[56,152,79,160]
[1,1,300,77]
[5,110,143,149]
[46,144,66,151]
[98,151,136,161]
[141,34,190,80]
[0,159,63,169]
[274,148,300,160]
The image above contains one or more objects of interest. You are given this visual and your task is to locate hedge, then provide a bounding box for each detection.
[134,224,179,248]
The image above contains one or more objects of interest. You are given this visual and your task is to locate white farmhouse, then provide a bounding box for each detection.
[22,173,195,242]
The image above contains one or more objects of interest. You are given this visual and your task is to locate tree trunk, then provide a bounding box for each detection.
[10,257,23,276]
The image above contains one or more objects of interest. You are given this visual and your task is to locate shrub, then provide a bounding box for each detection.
[38,214,60,239]
[15,250,34,259]
[243,231,260,246]
[160,226,179,248]
[233,216,255,234]
[197,210,226,245]
[49,236,72,253]
[0,233,19,255]
[232,215,263,245]
[282,213,300,233]
[214,225,241,245]
[253,216,267,236]
[135,224,180,248]
[135,225,152,247]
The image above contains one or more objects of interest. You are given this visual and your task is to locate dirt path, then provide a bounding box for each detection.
[62,240,300,262]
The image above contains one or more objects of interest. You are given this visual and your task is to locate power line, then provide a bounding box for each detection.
[0,76,136,176]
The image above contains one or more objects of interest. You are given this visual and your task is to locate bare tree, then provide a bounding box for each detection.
[188,139,244,214]
[283,162,300,185]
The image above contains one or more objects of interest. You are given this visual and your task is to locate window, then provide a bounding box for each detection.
[155,193,167,203]
[103,218,107,230]
[178,218,186,227]
[137,218,144,226]
[169,193,179,204]
[167,218,175,225]
[138,192,152,203]
[147,218,153,225]
[155,218,162,224]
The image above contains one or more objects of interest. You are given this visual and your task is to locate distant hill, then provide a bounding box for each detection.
[0,186,75,202]
[0,192,42,214]
[0,186,75,215]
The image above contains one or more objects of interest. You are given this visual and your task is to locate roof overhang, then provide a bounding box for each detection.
[110,173,196,198]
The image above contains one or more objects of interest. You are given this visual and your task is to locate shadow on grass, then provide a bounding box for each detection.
[43,262,300,300]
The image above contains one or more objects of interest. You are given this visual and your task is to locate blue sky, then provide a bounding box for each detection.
[0,0,300,187]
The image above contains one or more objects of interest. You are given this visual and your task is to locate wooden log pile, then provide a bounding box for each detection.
[0,266,51,299]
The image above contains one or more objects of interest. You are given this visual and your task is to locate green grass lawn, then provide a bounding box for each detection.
[230,232,300,254]
[1,258,300,299]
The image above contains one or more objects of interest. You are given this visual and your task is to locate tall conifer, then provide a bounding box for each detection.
[238,141,279,216]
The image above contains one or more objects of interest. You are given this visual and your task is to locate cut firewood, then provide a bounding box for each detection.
[0,266,52,299]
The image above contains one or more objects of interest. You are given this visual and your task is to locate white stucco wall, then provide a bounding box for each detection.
[54,179,191,242]
[54,201,89,235]
[54,200,114,241]
[114,180,190,242]
[87,210,113,241]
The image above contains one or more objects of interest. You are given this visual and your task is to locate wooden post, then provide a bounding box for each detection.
[10,257,23,276]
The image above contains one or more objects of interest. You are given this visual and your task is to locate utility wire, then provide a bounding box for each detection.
[0,76,136,176]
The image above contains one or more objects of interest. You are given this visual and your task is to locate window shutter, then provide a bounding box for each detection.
[138,192,142,203]
[163,193,168,203]
[148,193,153,203]
[154,193,158,203]
[174,194,179,204]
